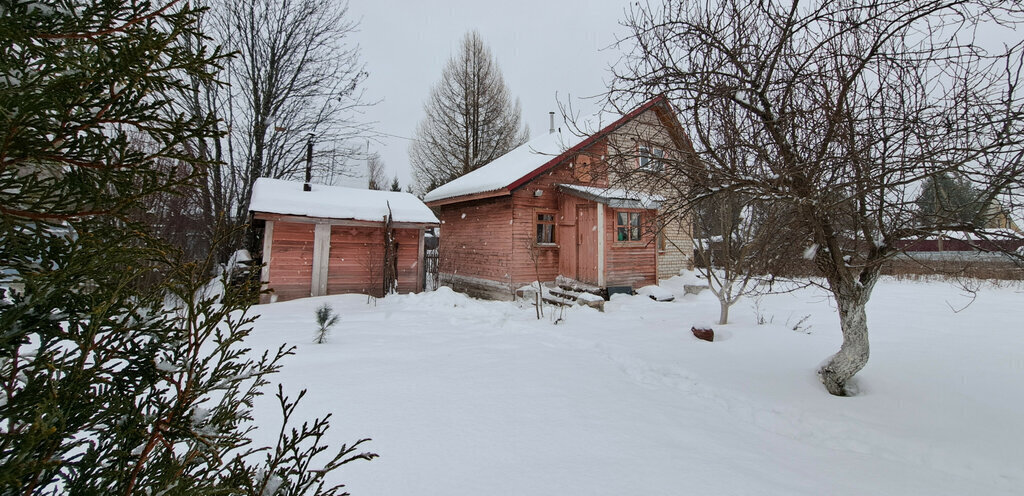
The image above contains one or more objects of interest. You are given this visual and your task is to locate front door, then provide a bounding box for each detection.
[576,205,598,284]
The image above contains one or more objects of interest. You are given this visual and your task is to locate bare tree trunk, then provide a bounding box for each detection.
[718,300,729,326]
[818,295,870,396]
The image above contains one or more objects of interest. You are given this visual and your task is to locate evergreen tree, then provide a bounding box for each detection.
[410,30,529,193]
[389,176,401,192]
[0,1,374,493]
[914,173,985,228]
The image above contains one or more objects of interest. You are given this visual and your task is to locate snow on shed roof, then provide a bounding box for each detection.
[422,130,587,204]
[556,184,664,209]
[249,178,439,224]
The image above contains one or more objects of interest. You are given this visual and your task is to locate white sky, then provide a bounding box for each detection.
[344,0,632,190]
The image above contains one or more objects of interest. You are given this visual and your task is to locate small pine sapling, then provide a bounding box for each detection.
[315,304,341,343]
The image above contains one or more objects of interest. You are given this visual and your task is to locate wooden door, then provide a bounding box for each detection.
[576,205,598,284]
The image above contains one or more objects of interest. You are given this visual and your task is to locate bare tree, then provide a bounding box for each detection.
[367,152,387,190]
[611,0,1024,395]
[159,0,372,257]
[693,193,796,325]
[411,30,529,193]
[222,0,370,219]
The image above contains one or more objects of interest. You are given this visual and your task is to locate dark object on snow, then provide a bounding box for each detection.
[691,327,714,342]
[607,286,635,298]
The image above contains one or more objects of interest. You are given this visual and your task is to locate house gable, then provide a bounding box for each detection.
[424,95,689,207]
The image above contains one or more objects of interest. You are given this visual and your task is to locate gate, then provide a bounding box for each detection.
[423,250,440,291]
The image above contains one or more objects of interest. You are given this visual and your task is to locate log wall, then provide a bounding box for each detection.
[437,197,515,285]
[267,221,315,301]
[264,220,425,302]
[603,208,658,288]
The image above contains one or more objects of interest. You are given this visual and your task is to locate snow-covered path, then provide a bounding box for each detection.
[248,277,1024,495]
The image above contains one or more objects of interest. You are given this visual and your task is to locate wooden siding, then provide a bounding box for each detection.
[604,208,658,288]
[437,197,515,284]
[265,221,424,301]
[508,141,612,285]
[327,226,384,296]
[509,156,577,284]
[268,221,315,301]
[325,225,422,297]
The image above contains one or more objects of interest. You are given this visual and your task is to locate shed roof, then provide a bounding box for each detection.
[249,178,439,224]
[556,184,664,210]
[423,95,681,205]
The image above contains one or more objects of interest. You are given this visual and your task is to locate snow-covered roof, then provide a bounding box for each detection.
[422,96,683,205]
[557,184,664,210]
[422,131,587,203]
[249,178,439,224]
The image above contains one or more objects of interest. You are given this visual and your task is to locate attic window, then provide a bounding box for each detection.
[574,156,593,183]
[638,145,665,172]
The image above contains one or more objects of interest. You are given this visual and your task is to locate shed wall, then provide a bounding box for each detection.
[265,220,424,302]
[267,222,315,301]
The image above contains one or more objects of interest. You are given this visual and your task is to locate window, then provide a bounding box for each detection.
[638,145,665,172]
[616,211,642,242]
[536,211,556,244]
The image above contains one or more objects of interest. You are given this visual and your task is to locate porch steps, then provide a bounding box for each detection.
[546,286,605,312]
[554,275,607,300]
[516,283,605,312]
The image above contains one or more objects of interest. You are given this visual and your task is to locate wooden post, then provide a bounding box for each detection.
[417,227,426,293]
[597,202,606,287]
[260,221,274,303]
[311,223,331,296]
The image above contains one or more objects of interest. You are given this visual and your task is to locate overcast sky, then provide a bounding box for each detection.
[343,0,633,190]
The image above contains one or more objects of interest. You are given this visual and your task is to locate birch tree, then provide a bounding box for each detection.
[411,30,529,193]
[611,0,1024,395]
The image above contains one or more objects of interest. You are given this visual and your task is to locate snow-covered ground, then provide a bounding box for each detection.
[247,275,1024,495]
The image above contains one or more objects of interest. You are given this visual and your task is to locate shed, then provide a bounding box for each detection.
[249,178,439,302]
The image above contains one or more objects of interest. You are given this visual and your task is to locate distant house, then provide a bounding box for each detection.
[980,199,1022,233]
[423,96,696,299]
[249,178,439,302]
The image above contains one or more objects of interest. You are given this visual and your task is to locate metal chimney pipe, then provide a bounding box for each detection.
[549,112,555,134]
[303,133,314,191]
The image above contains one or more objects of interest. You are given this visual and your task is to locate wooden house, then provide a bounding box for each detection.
[423,96,696,300]
[249,178,439,302]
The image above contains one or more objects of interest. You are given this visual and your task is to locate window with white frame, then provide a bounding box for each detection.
[637,145,666,172]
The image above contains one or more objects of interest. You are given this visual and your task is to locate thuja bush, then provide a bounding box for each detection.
[0,1,374,493]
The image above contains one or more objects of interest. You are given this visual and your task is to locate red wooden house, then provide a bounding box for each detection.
[249,178,439,302]
[423,96,696,299]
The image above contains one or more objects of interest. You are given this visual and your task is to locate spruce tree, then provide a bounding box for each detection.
[410,30,529,193]
[914,173,985,228]
[0,1,374,494]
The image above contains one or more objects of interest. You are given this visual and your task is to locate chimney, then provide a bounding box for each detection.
[548,112,555,134]
[303,133,313,191]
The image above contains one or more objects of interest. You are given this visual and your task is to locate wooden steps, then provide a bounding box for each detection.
[516,279,606,312]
